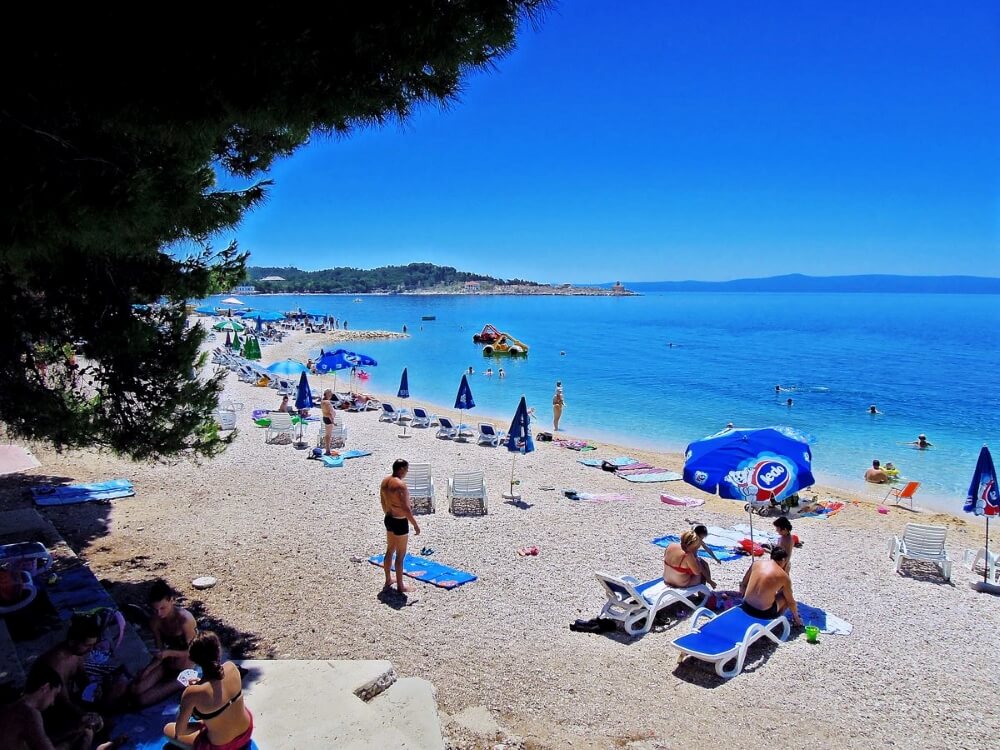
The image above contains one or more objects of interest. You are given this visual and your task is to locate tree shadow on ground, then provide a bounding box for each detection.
[0,472,78,512]
[103,578,272,659]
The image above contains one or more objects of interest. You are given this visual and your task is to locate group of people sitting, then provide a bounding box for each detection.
[0,580,252,750]
[662,519,803,625]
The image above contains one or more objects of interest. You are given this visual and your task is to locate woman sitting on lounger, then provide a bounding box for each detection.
[130,580,197,707]
[663,530,716,589]
[164,631,253,750]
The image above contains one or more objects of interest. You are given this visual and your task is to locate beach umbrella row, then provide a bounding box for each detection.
[243,337,261,360]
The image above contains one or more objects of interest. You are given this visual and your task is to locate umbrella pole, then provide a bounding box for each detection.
[986,515,991,584]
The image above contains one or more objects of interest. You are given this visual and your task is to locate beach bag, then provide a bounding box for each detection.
[536,432,553,442]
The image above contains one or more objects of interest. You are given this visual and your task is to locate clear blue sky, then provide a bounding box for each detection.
[225,1,999,283]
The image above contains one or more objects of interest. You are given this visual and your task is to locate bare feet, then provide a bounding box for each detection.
[396,582,410,592]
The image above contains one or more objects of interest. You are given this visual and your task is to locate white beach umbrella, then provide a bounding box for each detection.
[221,297,245,306]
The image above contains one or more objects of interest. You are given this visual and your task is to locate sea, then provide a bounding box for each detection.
[199,291,1000,511]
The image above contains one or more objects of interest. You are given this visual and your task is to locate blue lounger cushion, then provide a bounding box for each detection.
[672,606,790,678]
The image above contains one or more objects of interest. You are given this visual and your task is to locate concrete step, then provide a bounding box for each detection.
[368,676,445,750]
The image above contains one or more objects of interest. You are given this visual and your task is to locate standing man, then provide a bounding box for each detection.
[380,460,420,593]
[552,381,565,431]
[320,389,338,457]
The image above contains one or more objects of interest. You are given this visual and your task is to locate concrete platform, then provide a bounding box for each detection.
[238,659,444,749]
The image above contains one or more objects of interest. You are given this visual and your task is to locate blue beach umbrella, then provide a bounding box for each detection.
[397,368,410,399]
[255,316,263,333]
[964,446,999,584]
[331,349,378,367]
[504,396,535,499]
[315,350,353,392]
[295,372,313,411]
[454,374,476,438]
[684,426,814,545]
[194,305,216,315]
[267,358,309,376]
[255,311,284,322]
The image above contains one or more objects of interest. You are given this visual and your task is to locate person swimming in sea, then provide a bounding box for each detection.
[786,397,793,408]
[869,404,881,415]
[775,384,781,393]
[908,434,933,449]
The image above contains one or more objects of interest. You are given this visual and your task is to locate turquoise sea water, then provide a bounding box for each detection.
[202,292,1000,508]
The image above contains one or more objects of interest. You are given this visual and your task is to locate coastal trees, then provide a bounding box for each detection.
[247,263,534,293]
[0,3,545,459]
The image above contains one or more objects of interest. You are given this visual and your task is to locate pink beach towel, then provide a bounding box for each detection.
[660,494,706,508]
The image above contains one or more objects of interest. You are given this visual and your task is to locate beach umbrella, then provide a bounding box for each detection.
[963,445,999,586]
[453,374,476,439]
[231,333,242,352]
[315,350,352,391]
[212,320,245,332]
[683,426,814,547]
[255,311,284,322]
[221,297,245,306]
[224,331,232,348]
[330,348,378,367]
[255,316,263,334]
[397,369,412,437]
[244,337,261,360]
[295,372,313,411]
[267,358,309,376]
[194,305,216,315]
[504,395,535,499]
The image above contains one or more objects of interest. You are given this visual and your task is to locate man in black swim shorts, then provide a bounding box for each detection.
[739,548,802,625]
[320,389,339,456]
[379,459,420,593]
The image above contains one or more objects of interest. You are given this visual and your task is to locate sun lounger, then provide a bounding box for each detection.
[411,407,438,428]
[477,423,506,447]
[672,606,791,678]
[965,548,999,583]
[436,417,459,440]
[595,572,711,636]
[888,523,952,581]
[448,471,487,514]
[405,462,436,514]
[379,402,411,423]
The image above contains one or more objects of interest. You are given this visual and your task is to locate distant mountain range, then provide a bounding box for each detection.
[598,274,1000,294]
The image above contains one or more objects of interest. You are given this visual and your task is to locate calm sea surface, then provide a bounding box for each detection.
[201,292,1000,509]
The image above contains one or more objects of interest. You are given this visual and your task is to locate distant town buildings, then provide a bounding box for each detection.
[231,284,258,294]
[612,281,626,295]
[464,280,482,292]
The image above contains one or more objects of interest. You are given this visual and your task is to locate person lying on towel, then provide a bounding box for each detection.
[739,548,803,625]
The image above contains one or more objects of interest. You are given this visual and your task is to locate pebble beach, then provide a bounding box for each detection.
[4,327,999,750]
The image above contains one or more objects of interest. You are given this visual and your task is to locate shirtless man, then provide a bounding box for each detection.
[865,459,889,484]
[379,459,420,593]
[32,616,109,746]
[320,389,339,457]
[908,434,933,450]
[739,548,802,625]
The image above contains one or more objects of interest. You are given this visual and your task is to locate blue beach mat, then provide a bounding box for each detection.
[368,553,477,589]
[651,535,743,562]
[321,449,371,467]
[114,699,261,750]
[32,479,135,506]
[45,564,117,619]
[618,470,682,483]
[794,602,854,635]
[578,456,639,468]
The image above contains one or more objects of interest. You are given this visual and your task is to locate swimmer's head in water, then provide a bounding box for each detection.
[872,459,881,468]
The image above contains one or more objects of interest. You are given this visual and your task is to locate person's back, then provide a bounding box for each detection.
[740,548,802,625]
[865,459,889,484]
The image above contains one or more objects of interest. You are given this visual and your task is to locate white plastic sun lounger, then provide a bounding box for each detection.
[672,606,790,678]
[405,462,436,514]
[888,523,952,581]
[477,423,506,447]
[595,573,710,636]
[264,412,296,443]
[448,471,487,514]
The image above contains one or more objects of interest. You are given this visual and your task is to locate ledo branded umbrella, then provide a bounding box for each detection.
[684,426,814,545]
[964,445,999,587]
[504,395,535,499]
[267,359,309,376]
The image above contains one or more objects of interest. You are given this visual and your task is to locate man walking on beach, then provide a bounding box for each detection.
[380,460,420,593]
[320,389,339,457]
[552,381,565,431]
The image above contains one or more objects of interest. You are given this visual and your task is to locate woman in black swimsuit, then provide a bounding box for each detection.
[130,579,197,707]
[164,631,253,750]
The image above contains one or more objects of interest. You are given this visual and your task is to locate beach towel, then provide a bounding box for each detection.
[115,698,261,750]
[44,564,117,620]
[731,524,782,544]
[660,494,705,508]
[566,491,636,503]
[553,439,597,451]
[321,449,371,467]
[368,553,477,589]
[578,456,638,468]
[790,500,845,519]
[794,602,854,635]
[617,469,682,483]
[651,535,743,562]
[31,479,135,506]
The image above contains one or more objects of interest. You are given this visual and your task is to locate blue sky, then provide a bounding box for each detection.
[226,1,999,283]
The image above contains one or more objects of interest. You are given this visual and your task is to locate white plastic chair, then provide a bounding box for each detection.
[405,463,436,514]
[595,573,711,636]
[214,409,237,431]
[448,471,487,514]
[888,523,952,581]
[265,412,296,444]
[316,425,347,450]
[964,548,999,583]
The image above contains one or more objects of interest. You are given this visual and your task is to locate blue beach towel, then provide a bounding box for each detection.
[618,471,682,483]
[651,535,743,562]
[794,602,854,635]
[578,456,639,468]
[115,699,261,750]
[368,553,477,589]
[45,564,117,619]
[321,449,372,467]
[31,479,135,506]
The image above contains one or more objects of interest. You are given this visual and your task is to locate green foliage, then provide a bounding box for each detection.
[246,263,540,293]
[0,3,546,459]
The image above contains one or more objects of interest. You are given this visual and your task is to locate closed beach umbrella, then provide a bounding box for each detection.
[231,333,242,352]
[683,426,814,545]
[454,374,476,439]
[255,316,263,333]
[504,395,535,498]
[963,445,999,586]
[224,331,232,348]
[267,358,309,376]
[295,372,313,411]
[397,368,412,437]
[244,337,261,360]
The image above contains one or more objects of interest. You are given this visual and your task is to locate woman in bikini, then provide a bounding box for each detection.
[663,530,716,589]
[130,579,197,707]
[164,631,253,750]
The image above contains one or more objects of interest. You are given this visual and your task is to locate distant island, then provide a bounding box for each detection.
[600,273,1000,294]
[244,263,634,296]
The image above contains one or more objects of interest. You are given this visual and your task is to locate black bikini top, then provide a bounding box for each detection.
[192,690,242,720]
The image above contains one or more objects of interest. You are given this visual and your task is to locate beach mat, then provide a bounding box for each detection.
[368,553,477,589]
[790,500,845,519]
[651,535,743,562]
[45,563,117,619]
[660,494,705,508]
[115,699,261,750]
[321,449,371,467]
[794,602,853,635]
[553,439,597,451]
[566,491,636,502]
[32,479,135,506]
[578,456,638,468]
[617,470,682,483]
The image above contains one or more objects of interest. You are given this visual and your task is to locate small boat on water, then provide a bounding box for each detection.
[421,315,436,321]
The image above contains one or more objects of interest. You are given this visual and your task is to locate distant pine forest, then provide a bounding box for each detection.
[246,263,540,293]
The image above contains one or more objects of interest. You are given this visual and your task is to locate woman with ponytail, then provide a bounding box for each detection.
[163,631,252,750]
